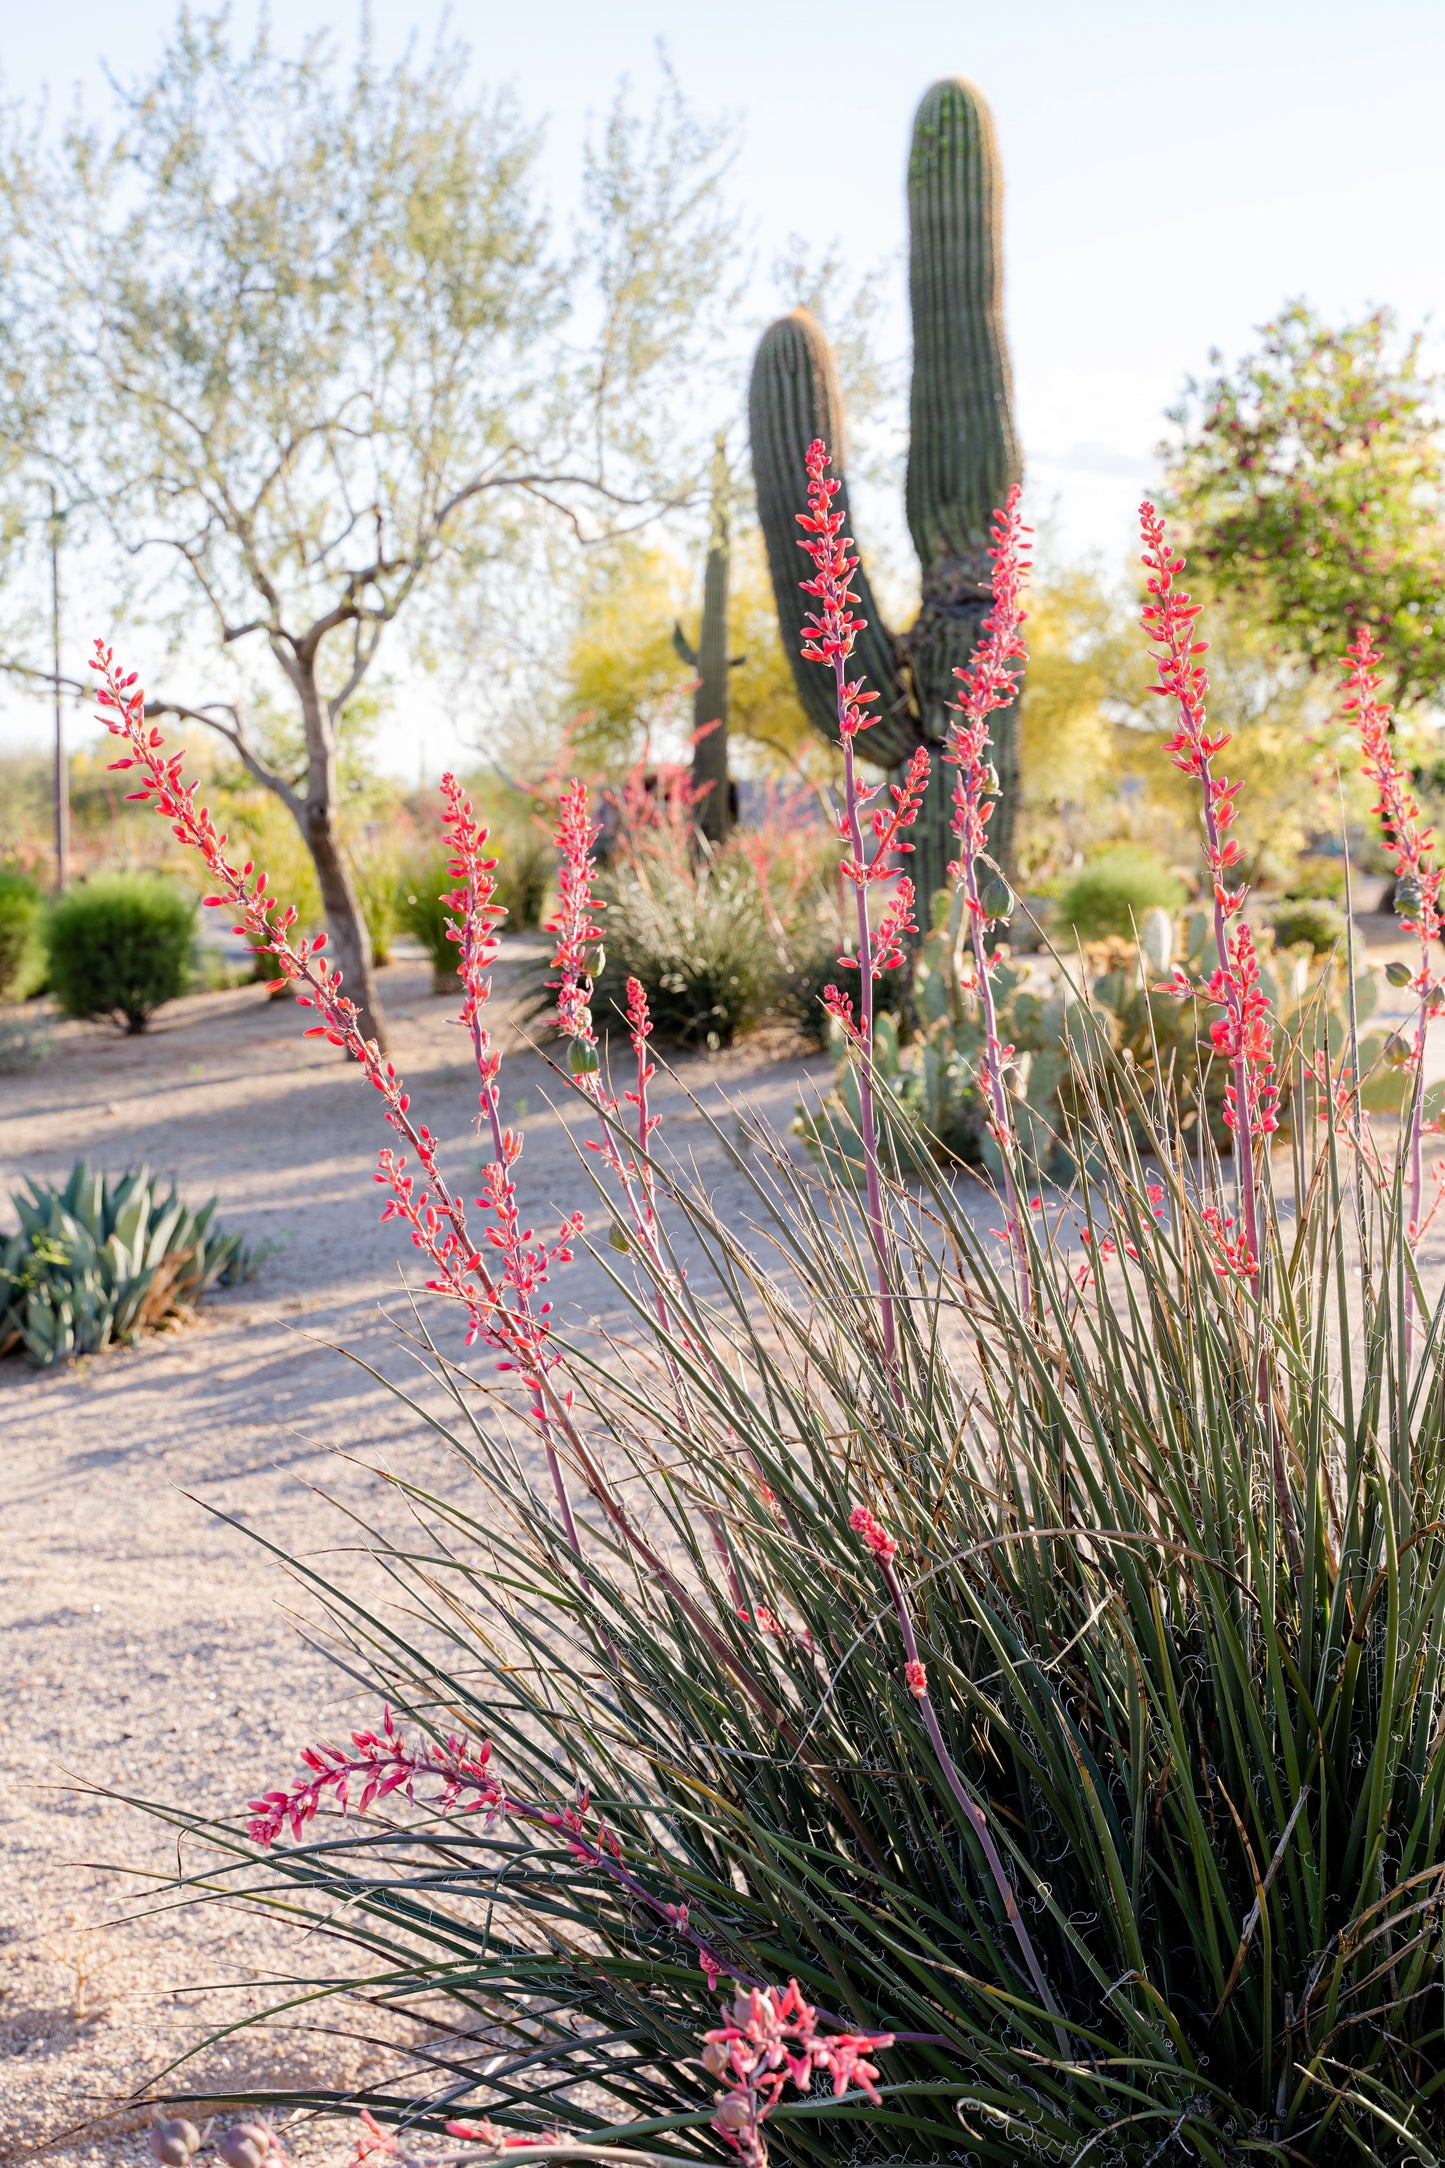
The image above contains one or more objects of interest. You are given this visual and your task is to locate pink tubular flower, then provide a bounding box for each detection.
[849,1504,897,1561]
[701,1980,892,2168]
[797,439,929,1375]
[546,777,605,1060]
[1140,504,1273,1271]
[945,485,1032,1313]
[904,1659,928,1699]
[1342,626,1442,1296]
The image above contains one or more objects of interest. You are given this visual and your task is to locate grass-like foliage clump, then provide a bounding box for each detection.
[89,483,1445,2167]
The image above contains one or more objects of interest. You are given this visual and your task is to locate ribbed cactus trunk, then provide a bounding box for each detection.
[748,77,1023,909]
[906,78,1022,894]
[683,438,734,845]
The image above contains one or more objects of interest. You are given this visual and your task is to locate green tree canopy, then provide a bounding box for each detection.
[1163,302,1445,707]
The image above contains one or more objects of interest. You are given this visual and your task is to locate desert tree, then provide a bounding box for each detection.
[1164,301,1445,709]
[0,13,739,1045]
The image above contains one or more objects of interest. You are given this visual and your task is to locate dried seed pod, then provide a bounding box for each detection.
[218,2137,263,2168]
[149,2121,200,2168]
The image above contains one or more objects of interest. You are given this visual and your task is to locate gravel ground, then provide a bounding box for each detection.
[0,950,833,2166]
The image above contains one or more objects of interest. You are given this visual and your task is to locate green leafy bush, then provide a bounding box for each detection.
[1269,895,1346,953]
[0,866,42,1002]
[350,845,404,967]
[397,856,460,991]
[46,873,195,1031]
[1284,852,1348,902]
[492,820,553,932]
[1055,843,1186,941]
[0,1163,247,1365]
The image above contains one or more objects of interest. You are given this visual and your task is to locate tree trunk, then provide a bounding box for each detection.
[297,666,390,1053]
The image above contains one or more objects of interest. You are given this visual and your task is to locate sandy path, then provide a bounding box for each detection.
[0,952,831,2165]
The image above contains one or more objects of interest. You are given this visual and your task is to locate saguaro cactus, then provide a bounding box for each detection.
[749,77,1022,903]
[674,437,737,844]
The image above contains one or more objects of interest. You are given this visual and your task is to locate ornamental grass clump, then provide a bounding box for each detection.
[92,477,1445,2167]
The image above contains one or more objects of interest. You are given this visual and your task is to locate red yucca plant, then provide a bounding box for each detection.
[95,455,1445,2168]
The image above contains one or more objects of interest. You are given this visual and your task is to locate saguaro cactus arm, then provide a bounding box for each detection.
[747,81,1024,894]
[748,310,911,764]
[905,77,1021,574]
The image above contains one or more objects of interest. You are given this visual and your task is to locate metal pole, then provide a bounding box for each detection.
[50,488,68,892]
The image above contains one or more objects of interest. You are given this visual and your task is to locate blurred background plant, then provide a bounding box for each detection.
[0,864,44,1002]
[1053,844,1188,944]
[583,767,843,1049]
[45,873,196,1033]
[0,1163,249,1365]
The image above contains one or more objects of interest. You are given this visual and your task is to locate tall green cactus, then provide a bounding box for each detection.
[749,77,1023,905]
[674,436,736,843]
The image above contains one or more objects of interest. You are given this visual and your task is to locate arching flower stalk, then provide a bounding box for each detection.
[1140,504,1278,1274]
[797,438,929,1373]
[945,484,1032,1313]
[1342,626,1444,1358]
[93,644,581,1406]
[442,773,583,1557]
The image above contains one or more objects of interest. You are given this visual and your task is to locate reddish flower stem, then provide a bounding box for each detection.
[796,441,928,1378]
[441,775,583,1560]
[847,1508,1064,2046]
[1342,627,1444,1363]
[1139,507,1278,1273]
[946,486,1032,1314]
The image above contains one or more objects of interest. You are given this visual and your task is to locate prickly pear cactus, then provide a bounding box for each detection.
[749,77,1023,905]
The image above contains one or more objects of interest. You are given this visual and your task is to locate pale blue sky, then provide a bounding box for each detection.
[4,0,1444,762]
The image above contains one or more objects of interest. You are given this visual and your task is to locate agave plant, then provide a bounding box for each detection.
[86,483,1445,2167]
[0,1163,247,1365]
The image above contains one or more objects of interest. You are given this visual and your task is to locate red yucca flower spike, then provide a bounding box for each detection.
[1342,628,1445,1345]
[945,483,1032,1313]
[90,643,599,1569]
[701,1979,892,2168]
[1139,505,1276,1276]
[796,438,928,1374]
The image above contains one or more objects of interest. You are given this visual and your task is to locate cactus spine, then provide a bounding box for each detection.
[675,437,735,843]
[749,77,1023,904]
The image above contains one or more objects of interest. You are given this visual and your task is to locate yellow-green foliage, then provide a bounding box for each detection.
[561,531,815,773]
[1013,564,1365,886]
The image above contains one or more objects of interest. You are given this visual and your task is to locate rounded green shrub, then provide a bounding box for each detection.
[1283,853,1347,903]
[398,857,461,991]
[0,868,42,1002]
[46,873,195,1033]
[1269,896,1346,954]
[1055,846,1187,943]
